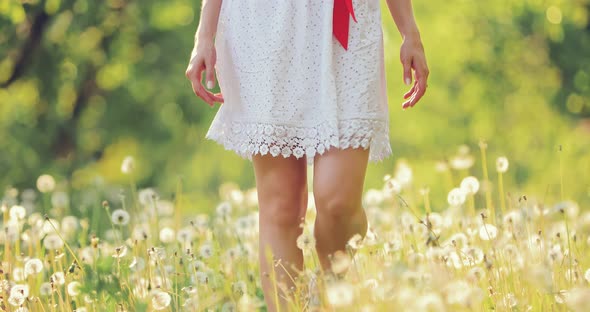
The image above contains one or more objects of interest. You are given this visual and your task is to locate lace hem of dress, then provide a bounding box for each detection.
[205,118,393,165]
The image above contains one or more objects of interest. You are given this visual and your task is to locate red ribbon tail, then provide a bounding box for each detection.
[345,0,357,23]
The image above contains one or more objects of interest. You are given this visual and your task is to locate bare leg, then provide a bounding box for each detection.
[253,153,308,311]
[312,147,370,271]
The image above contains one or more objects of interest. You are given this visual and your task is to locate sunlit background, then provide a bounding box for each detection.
[1,0,589,212]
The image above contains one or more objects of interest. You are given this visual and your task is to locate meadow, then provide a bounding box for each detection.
[1,141,589,311]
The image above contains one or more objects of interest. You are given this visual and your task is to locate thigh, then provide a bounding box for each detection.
[252,154,308,216]
[313,147,370,203]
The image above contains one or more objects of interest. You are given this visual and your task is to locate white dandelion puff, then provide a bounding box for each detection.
[447,187,467,206]
[113,245,128,258]
[330,250,352,275]
[584,269,590,283]
[347,233,364,250]
[460,176,480,194]
[121,156,135,174]
[39,283,52,296]
[478,224,498,240]
[67,281,81,296]
[296,232,316,251]
[9,205,26,220]
[199,244,213,259]
[326,282,355,307]
[24,258,43,276]
[138,188,158,206]
[496,156,509,172]
[216,201,232,218]
[151,290,172,310]
[43,233,64,250]
[51,272,65,285]
[36,174,56,193]
[159,227,175,244]
[111,209,130,226]
[8,284,29,306]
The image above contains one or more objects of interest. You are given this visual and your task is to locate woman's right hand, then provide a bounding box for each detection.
[185,40,224,107]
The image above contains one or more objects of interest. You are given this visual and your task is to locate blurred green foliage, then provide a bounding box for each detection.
[1,0,589,211]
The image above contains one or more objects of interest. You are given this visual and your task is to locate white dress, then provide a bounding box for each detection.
[206,0,392,165]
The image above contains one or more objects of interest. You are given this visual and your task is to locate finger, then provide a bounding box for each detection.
[401,57,413,86]
[213,92,225,103]
[409,80,426,107]
[402,83,420,109]
[194,64,219,105]
[403,82,417,99]
[204,58,216,90]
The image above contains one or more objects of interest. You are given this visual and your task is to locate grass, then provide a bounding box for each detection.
[0,143,589,312]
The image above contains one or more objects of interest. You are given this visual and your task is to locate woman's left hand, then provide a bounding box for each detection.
[399,35,429,109]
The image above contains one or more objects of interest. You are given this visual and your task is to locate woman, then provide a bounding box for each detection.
[186,0,428,309]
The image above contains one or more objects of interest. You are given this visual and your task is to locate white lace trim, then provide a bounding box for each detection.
[205,119,392,165]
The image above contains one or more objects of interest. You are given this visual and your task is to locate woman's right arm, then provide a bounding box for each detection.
[185,0,224,107]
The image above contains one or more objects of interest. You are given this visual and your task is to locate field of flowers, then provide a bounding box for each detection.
[1,142,589,312]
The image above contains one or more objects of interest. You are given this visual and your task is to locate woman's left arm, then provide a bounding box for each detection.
[385,0,429,109]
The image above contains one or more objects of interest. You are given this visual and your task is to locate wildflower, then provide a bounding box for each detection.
[121,156,135,174]
[502,293,517,309]
[394,161,413,187]
[296,232,316,251]
[36,174,56,193]
[460,176,480,194]
[41,218,60,236]
[331,250,352,275]
[51,272,65,285]
[129,256,146,271]
[113,245,128,258]
[383,177,402,195]
[326,282,355,307]
[195,271,209,284]
[450,147,475,169]
[132,224,150,241]
[67,281,81,296]
[61,216,79,237]
[111,209,130,226]
[216,201,232,218]
[447,187,467,206]
[176,227,195,243]
[8,284,29,306]
[24,258,44,277]
[43,233,64,250]
[51,191,69,208]
[584,268,590,283]
[364,189,383,206]
[199,244,213,259]
[478,224,498,240]
[347,233,364,250]
[39,283,52,296]
[138,188,158,206]
[232,281,247,296]
[9,205,26,220]
[467,267,486,282]
[156,200,174,216]
[12,267,26,282]
[496,156,509,172]
[151,290,172,310]
[159,227,175,243]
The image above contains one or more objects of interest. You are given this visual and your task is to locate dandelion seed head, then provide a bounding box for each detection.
[67,281,81,296]
[199,244,213,259]
[326,282,355,307]
[478,224,498,240]
[51,191,69,208]
[383,178,402,195]
[296,232,316,251]
[447,188,467,207]
[138,188,158,206]
[8,284,29,306]
[12,267,26,282]
[111,209,130,226]
[9,205,26,220]
[156,200,174,217]
[159,227,175,244]
[61,216,79,237]
[43,233,64,250]
[347,233,364,250]
[450,154,474,170]
[121,156,135,174]
[394,161,413,187]
[151,290,172,310]
[24,258,43,276]
[364,189,383,206]
[216,201,232,218]
[39,282,52,296]
[415,293,445,311]
[330,250,352,275]
[502,293,518,309]
[36,174,56,193]
[51,272,65,285]
[496,156,509,173]
[460,176,480,194]
[584,268,590,283]
[112,245,128,258]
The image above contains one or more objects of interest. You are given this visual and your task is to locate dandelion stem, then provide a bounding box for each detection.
[498,171,506,216]
[559,145,564,201]
[479,140,495,224]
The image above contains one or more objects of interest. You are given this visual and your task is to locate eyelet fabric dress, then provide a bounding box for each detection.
[205,0,393,165]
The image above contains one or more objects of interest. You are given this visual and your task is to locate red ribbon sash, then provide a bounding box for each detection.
[333,0,357,50]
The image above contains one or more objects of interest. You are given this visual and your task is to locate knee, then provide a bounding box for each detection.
[314,187,361,220]
[259,189,307,228]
